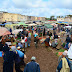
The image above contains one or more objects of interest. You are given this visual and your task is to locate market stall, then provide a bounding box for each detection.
[28,23,37,26]
[0,27,11,36]
[19,22,28,27]
[5,24,19,31]
[12,29,23,35]
[44,24,53,31]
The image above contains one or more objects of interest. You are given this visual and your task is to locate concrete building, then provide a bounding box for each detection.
[31,16,35,21]
[57,18,64,22]
[0,13,3,22]
[41,17,45,21]
[57,15,72,22]
[0,11,46,22]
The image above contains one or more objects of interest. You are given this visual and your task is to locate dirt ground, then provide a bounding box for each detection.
[0,35,58,72]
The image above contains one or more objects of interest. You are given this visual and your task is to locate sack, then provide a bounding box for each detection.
[16,50,24,58]
[52,42,57,48]
[49,42,51,46]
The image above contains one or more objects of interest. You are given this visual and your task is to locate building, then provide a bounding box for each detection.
[0,11,46,22]
[0,13,3,22]
[35,17,38,21]
[31,16,35,21]
[57,18,64,22]
[57,15,72,22]
[41,17,45,21]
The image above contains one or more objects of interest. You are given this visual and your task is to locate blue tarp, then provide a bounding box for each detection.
[0,23,11,26]
[63,22,68,23]
[0,51,2,57]
[58,21,62,23]
[0,24,5,25]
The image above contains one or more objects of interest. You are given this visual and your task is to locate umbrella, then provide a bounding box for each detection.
[44,24,53,28]
[0,27,11,36]
[28,23,37,26]
[19,22,28,26]
[51,23,58,27]
[12,29,23,35]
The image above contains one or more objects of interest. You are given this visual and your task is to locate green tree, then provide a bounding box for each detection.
[50,16,55,20]
[57,16,60,18]
[45,18,50,20]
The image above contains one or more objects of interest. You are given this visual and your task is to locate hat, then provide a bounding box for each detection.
[62,52,67,56]
[17,46,21,49]
[31,56,36,60]
[11,46,16,52]
[64,50,68,54]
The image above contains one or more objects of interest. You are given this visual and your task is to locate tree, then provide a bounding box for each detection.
[50,16,55,20]
[45,18,50,20]
[57,16,60,18]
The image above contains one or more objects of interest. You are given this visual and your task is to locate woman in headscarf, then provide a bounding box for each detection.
[11,46,23,72]
[44,36,50,47]
[67,42,72,72]
[2,44,16,72]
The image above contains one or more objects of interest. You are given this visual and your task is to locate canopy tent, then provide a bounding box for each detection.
[62,22,69,25]
[0,24,5,26]
[56,21,63,24]
[44,24,53,28]
[64,26,71,29]
[5,24,19,31]
[19,22,28,26]
[56,21,68,25]
[28,23,37,26]
[51,23,58,27]
[58,21,62,23]
[68,22,72,26]
[12,29,23,35]
[0,23,12,26]
[36,22,42,25]
[0,27,11,36]
[63,22,68,23]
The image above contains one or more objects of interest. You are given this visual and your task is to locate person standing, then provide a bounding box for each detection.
[0,38,3,51]
[10,28,12,33]
[11,46,24,72]
[2,45,16,72]
[24,35,27,48]
[70,27,72,42]
[65,35,71,49]
[27,36,31,47]
[24,56,40,72]
[43,28,45,36]
[44,36,50,47]
[67,43,72,72]
[34,36,39,48]
[58,50,68,64]
[56,52,70,72]
[28,31,31,40]
[47,29,49,36]
[38,28,41,37]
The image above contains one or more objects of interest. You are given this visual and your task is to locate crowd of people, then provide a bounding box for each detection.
[0,25,72,72]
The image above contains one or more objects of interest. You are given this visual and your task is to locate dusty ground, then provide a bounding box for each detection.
[0,35,58,72]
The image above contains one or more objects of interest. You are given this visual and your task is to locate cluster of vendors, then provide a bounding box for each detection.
[0,22,72,72]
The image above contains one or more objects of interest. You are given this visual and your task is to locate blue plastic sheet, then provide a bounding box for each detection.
[0,51,2,57]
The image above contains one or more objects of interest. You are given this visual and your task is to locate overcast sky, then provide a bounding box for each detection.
[0,0,72,17]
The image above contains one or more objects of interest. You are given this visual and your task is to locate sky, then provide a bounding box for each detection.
[0,0,72,18]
